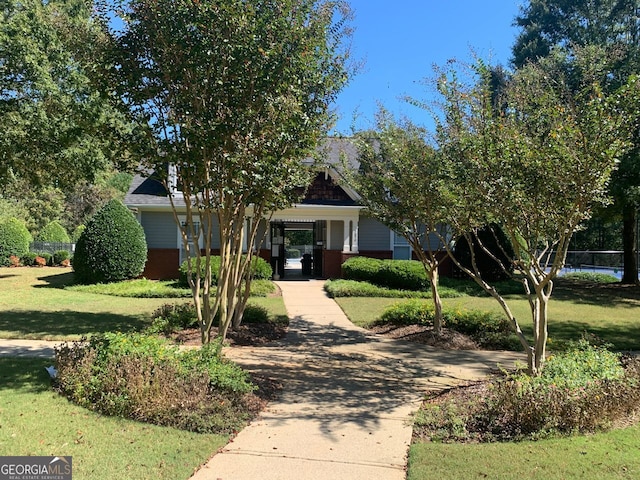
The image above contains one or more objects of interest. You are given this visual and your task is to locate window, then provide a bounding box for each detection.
[393,231,411,260]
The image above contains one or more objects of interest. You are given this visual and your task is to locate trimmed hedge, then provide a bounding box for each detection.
[73,200,147,284]
[36,220,71,243]
[341,257,429,291]
[0,217,32,261]
[179,255,273,288]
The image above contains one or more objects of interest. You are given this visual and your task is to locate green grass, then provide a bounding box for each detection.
[334,279,640,351]
[66,278,192,298]
[408,426,640,479]
[67,278,276,298]
[0,357,226,479]
[0,267,286,340]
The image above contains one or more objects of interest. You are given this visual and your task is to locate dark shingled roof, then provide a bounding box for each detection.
[125,137,359,208]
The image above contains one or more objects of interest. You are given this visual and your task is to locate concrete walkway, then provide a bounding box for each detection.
[192,280,523,480]
[0,280,523,479]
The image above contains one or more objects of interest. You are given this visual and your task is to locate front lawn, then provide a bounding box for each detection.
[408,427,640,479]
[335,279,640,351]
[0,267,286,341]
[0,357,225,479]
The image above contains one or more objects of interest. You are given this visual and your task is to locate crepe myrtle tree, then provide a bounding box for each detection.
[434,56,635,375]
[513,0,640,284]
[102,0,352,342]
[346,110,453,334]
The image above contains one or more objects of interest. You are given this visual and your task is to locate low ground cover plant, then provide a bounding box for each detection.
[55,332,258,434]
[414,340,640,443]
[324,279,463,299]
[378,299,520,349]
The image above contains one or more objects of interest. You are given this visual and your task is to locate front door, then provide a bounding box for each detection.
[270,222,285,278]
[313,220,325,277]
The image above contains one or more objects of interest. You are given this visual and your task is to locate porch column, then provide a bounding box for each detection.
[342,218,359,254]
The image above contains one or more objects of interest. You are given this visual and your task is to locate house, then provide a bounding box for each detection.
[124,137,445,279]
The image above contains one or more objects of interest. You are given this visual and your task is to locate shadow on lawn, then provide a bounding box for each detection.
[35,271,76,288]
[552,279,640,308]
[549,319,640,352]
[0,357,52,393]
[0,310,147,337]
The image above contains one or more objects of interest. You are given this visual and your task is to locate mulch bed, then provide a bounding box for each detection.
[368,324,479,350]
[170,322,288,347]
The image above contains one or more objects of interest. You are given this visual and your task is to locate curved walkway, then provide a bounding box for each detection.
[192,280,523,480]
[0,280,524,479]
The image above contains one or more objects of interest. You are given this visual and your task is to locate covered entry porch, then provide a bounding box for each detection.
[266,205,363,279]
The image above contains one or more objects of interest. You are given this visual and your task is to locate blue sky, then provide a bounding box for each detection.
[331,1,524,134]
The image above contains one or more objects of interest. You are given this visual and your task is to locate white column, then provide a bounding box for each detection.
[342,218,359,253]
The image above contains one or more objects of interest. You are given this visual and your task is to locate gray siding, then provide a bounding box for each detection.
[329,220,343,250]
[359,217,391,251]
[141,212,178,249]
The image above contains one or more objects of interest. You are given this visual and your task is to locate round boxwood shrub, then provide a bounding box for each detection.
[36,220,70,243]
[0,217,32,262]
[73,200,147,284]
[454,224,515,282]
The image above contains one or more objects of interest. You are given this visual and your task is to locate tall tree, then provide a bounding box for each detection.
[512,0,640,283]
[435,56,634,374]
[103,0,352,342]
[0,0,136,191]
[347,110,451,334]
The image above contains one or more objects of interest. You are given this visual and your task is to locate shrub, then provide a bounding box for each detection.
[55,333,255,433]
[34,256,47,267]
[21,252,38,266]
[324,279,463,299]
[36,220,71,243]
[147,303,198,334]
[562,271,619,284]
[415,346,640,443]
[38,252,52,265]
[378,300,518,349]
[341,257,429,291]
[286,248,300,259]
[53,250,70,265]
[73,200,147,284]
[179,255,272,288]
[0,217,31,261]
[453,224,515,282]
[71,225,85,243]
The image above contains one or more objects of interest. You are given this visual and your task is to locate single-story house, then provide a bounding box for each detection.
[125,137,448,279]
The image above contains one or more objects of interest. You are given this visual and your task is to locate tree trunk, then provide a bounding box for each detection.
[429,267,444,335]
[621,204,638,284]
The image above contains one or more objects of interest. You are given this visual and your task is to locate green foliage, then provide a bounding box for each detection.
[21,251,38,266]
[71,225,85,243]
[36,221,70,243]
[324,279,463,299]
[73,199,147,284]
[0,217,31,260]
[55,332,255,433]
[53,250,70,265]
[0,0,136,191]
[147,303,198,335]
[378,299,518,350]
[286,248,301,259]
[38,252,52,265]
[414,351,640,443]
[453,224,515,282]
[342,257,430,291]
[179,255,272,288]
[561,272,619,284]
